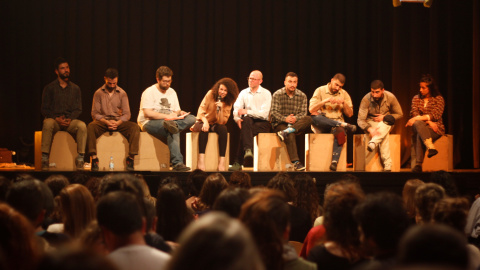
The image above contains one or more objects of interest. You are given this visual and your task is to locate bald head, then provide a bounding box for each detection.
[248,70,263,91]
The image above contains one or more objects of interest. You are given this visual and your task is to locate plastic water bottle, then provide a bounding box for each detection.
[109,156,114,171]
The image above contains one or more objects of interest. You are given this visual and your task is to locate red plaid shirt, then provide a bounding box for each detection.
[410,94,445,135]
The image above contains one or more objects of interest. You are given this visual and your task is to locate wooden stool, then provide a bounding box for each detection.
[253,133,291,171]
[34,131,78,171]
[186,132,230,171]
[305,134,347,171]
[96,132,129,171]
[411,135,453,171]
[134,132,170,171]
[354,134,401,171]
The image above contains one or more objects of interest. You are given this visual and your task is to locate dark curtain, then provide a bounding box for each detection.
[473,0,480,168]
[0,0,476,168]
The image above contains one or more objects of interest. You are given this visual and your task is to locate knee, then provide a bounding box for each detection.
[242,116,254,126]
[412,120,424,132]
[184,115,196,126]
[43,118,56,130]
[76,121,87,131]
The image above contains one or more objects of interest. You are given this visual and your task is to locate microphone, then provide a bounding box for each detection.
[217,95,222,113]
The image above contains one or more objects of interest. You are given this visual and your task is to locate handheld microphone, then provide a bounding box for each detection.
[217,95,222,113]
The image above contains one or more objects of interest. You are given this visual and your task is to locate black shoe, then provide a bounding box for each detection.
[163,120,179,134]
[126,157,134,171]
[75,158,85,170]
[172,163,190,172]
[228,162,242,171]
[345,124,357,133]
[91,158,99,171]
[427,149,438,158]
[412,165,423,173]
[243,149,253,167]
[293,161,306,171]
[330,161,338,171]
[277,131,288,142]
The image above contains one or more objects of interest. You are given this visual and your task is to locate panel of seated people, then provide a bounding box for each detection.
[186,132,230,171]
[254,133,291,171]
[305,134,347,171]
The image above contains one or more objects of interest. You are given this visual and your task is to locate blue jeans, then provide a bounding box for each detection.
[311,115,343,163]
[143,115,196,165]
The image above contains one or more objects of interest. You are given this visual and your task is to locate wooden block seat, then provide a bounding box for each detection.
[353,134,401,172]
[186,132,230,171]
[305,134,347,171]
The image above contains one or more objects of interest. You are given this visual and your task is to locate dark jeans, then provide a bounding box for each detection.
[87,120,140,156]
[197,123,228,157]
[273,116,313,162]
[412,120,441,165]
[233,117,271,163]
[311,115,345,163]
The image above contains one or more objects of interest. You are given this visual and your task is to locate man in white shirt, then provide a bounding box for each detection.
[137,66,196,171]
[229,70,272,171]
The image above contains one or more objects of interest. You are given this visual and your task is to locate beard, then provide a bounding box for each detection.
[106,85,116,91]
[159,84,169,91]
[59,72,70,81]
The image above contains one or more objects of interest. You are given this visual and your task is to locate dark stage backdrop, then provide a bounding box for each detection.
[0,0,478,168]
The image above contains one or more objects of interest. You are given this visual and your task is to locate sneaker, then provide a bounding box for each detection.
[243,149,253,167]
[172,163,190,172]
[412,165,423,173]
[91,158,99,171]
[329,161,338,171]
[427,149,438,158]
[228,162,242,171]
[163,120,179,134]
[345,124,357,133]
[367,142,376,152]
[277,130,288,142]
[75,157,85,170]
[41,157,49,171]
[384,164,392,172]
[293,161,306,171]
[126,157,134,171]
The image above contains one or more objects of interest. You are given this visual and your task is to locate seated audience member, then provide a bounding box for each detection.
[240,190,317,270]
[294,174,321,226]
[300,224,326,259]
[97,191,170,270]
[192,173,229,214]
[307,180,366,270]
[166,212,265,270]
[402,179,425,224]
[6,179,69,249]
[353,192,411,269]
[429,170,459,198]
[432,197,480,270]
[156,183,194,242]
[78,221,109,256]
[405,74,445,173]
[192,77,239,171]
[85,176,102,202]
[0,203,42,270]
[69,171,92,186]
[267,172,311,242]
[143,198,172,253]
[213,187,252,218]
[397,224,468,269]
[38,248,118,270]
[228,171,252,189]
[466,196,480,248]
[414,183,445,224]
[47,184,96,239]
[185,169,208,209]
[136,174,156,206]
[45,174,70,197]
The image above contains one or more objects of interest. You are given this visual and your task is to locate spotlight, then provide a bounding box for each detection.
[393,0,433,8]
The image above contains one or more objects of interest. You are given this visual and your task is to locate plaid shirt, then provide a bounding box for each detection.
[410,94,445,135]
[270,87,308,128]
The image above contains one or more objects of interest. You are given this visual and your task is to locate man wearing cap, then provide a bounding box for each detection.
[357,80,403,171]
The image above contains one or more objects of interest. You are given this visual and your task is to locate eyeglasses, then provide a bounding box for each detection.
[247,77,260,81]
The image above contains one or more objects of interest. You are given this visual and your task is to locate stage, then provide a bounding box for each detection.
[1,167,480,201]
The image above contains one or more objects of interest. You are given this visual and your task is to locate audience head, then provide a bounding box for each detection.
[198,173,229,209]
[156,183,193,241]
[429,170,459,198]
[167,212,264,270]
[69,171,91,186]
[293,173,320,224]
[397,224,468,269]
[229,171,252,189]
[432,197,470,233]
[12,173,36,183]
[78,221,109,256]
[213,187,252,218]
[85,177,102,202]
[239,190,289,270]
[186,169,208,197]
[45,174,70,197]
[402,179,425,220]
[353,192,410,257]
[144,198,156,233]
[38,248,118,270]
[266,172,297,202]
[6,179,54,227]
[414,183,445,224]
[58,184,96,238]
[0,203,41,270]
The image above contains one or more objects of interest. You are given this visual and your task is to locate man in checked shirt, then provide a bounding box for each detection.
[272,72,312,171]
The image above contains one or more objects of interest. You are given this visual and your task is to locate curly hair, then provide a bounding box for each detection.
[198,173,229,209]
[293,174,320,225]
[266,172,297,202]
[229,171,252,189]
[210,77,239,106]
[432,197,470,233]
[419,74,441,98]
[414,183,446,223]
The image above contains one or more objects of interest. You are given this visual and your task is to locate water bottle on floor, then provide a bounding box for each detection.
[109,156,114,171]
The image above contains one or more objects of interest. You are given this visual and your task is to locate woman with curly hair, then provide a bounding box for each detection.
[293,174,320,226]
[193,173,229,214]
[192,78,239,171]
[405,74,445,172]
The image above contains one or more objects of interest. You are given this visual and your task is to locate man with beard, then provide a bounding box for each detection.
[137,66,196,171]
[272,72,312,171]
[357,80,403,171]
[41,57,87,170]
[309,73,357,171]
[87,68,140,171]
